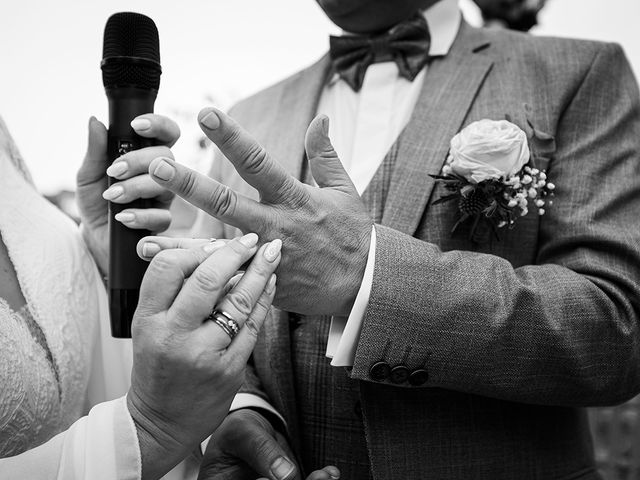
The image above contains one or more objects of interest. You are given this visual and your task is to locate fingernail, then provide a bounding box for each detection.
[114,212,135,224]
[203,239,226,254]
[142,242,160,257]
[320,115,329,136]
[106,161,128,178]
[264,239,282,262]
[152,158,176,181]
[269,457,294,480]
[200,110,221,130]
[239,232,259,248]
[131,118,151,131]
[267,274,277,292]
[103,185,124,200]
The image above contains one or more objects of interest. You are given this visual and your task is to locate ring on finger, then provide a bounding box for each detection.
[206,309,240,340]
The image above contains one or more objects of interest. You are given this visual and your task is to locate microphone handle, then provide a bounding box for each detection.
[107,86,157,338]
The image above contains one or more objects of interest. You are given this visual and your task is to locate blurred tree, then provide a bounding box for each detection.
[472,0,547,31]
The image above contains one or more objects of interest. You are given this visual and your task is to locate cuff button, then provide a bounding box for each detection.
[408,368,429,386]
[369,361,391,381]
[390,365,410,384]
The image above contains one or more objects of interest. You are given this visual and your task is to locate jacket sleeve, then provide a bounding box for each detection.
[350,42,640,407]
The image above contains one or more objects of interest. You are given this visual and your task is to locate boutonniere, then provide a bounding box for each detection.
[430,118,554,244]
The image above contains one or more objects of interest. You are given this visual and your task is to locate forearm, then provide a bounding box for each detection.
[352,224,640,406]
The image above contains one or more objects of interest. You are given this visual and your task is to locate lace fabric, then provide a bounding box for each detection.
[0,117,99,456]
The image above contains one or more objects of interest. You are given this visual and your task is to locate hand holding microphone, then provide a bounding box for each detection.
[77,12,179,337]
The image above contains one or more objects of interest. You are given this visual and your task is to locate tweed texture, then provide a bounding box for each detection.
[291,140,400,479]
[195,21,640,480]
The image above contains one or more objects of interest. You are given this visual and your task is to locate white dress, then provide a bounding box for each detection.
[0,117,198,479]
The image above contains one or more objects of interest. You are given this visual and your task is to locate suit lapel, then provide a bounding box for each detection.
[264,54,332,182]
[381,22,494,235]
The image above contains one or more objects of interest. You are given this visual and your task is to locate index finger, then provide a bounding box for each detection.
[131,113,181,147]
[198,107,302,203]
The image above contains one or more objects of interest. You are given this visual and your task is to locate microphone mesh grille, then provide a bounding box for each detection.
[102,12,161,90]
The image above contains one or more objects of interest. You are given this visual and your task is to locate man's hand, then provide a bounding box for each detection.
[76,114,178,273]
[198,409,339,480]
[148,108,373,316]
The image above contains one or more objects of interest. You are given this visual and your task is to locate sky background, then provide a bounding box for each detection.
[1,0,639,194]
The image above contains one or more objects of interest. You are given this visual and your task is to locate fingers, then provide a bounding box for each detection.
[106,145,175,181]
[225,273,276,363]
[169,234,260,329]
[148,156,262,230]
[214,239,282,329]
[103,171,174,205]
[197,107,303,204]
[304,115,357,195]
[131,113,181,147]
[221,412,298,480]
[137,236,224,260]
[114,208,172,232]
[137,247,211,316]
[304,466,341,480]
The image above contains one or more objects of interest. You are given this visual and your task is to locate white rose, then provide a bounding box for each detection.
[448,119,530,184]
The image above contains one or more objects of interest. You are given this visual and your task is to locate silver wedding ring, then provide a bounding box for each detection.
[207,309,240,340]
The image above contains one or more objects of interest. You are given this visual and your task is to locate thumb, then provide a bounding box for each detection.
[77,116,108,188]
[227,411,300,480]
[304,115,356,195]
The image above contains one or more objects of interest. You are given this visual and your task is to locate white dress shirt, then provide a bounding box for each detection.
[228,0,461,420]
[322,0,462,366]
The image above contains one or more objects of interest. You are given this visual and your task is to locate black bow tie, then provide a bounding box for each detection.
[329,14,432,92]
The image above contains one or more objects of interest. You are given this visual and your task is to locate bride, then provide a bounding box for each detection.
[0,116,338,480]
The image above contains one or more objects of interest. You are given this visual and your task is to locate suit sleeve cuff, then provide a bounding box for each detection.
[326,226,376,367]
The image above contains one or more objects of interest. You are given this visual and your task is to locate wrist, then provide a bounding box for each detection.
[126,393,190,480]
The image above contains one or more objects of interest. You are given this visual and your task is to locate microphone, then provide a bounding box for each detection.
[101,12,162,338]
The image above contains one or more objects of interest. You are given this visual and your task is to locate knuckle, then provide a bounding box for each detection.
[242,143,270,175]
[225,289,254,317]
[178,170,198,197]
[149,250,179,272]
[206,186,236,216]
[221,126,243,152]
[191,266,222,295]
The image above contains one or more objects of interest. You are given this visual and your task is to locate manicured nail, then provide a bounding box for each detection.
[269,457,294,480]
[152,158,176,181]
[131,118,151,131]
[103,185,124,200]
[114,212,135,224]
[267,274,277,292]
[264,239,282,262]
[203,239,226,254]
[200,110,221,130]
[142,242,160,257]
[239,232,259,248]
[106,161,128,178]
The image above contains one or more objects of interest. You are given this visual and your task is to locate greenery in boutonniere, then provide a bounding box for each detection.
[430,118,554,244]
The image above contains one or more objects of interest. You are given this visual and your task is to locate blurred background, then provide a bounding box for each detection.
[1,1,639,477]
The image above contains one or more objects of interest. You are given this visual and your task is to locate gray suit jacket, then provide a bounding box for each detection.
[196,22,640,480]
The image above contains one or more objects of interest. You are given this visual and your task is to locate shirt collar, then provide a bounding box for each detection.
[425,0,462,57]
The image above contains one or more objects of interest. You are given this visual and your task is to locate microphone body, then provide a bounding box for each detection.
[102,12,161,338]
[106,87,156,338]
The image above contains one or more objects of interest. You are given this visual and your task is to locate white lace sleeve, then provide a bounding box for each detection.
[0,116,34,186]
[0,397,141,480]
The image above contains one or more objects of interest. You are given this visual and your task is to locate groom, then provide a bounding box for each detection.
[86,0,640,478]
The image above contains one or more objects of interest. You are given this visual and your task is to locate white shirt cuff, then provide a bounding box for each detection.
[200,393,287,453]
[326,226,376,367]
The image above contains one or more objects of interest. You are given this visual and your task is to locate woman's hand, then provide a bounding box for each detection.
[127,232,282,480]
[76,114,179,274]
